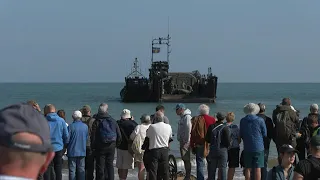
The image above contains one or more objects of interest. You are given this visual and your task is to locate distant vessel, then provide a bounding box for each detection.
[120,34,218,103]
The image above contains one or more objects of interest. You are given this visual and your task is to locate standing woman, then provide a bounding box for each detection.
[130,114,151,180]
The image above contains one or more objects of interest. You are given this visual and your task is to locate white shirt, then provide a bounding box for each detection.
[146,122,172,149]
[130,123,151,141]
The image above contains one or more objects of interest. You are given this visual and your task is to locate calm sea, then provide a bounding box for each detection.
[1,82,318,179]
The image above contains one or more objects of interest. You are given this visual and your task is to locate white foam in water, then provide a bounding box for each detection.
[62,157,251,179]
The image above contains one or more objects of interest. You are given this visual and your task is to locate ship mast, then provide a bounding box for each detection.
[127,58,144,78]
[151,18,171,64]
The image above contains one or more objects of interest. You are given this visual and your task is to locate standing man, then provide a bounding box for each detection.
[257,103,274,180]
[66,110,88,180]
[80,105,96,180]
[176,103,192,180]
[91,103,122,180]
[151,105,170,124]
[43,104,69,180]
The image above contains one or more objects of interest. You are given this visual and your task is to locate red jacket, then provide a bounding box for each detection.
[203,114,216,129]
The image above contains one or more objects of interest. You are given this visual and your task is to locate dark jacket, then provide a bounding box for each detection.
[117,119,138,150]
[205,121,231,149]
[272,105,299,147]
[81,115,95,147]
[257,113,274,150]
[300,113,320,144]
[91,112,122,151]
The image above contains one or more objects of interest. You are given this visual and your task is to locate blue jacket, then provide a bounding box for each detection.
[240,115,267,152]
[67,120,88,157]
[46,113,69,152]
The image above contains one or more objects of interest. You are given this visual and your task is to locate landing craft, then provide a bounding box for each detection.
[120,34,218,103]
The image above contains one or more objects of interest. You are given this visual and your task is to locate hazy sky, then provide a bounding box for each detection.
[1,1,320,83]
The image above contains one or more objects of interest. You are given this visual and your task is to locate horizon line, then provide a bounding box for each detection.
[1,82,320,84]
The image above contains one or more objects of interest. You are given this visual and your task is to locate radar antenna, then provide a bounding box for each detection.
[127,58,144,78]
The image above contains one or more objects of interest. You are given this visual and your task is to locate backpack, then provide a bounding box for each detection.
[99,119,117,143]
[131,125,143,155]
[228,124,240,149]
[210,124,226,152]
[190,116,207,146]
[275,111,295,145]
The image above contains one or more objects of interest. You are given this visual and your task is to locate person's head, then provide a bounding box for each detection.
[281,98,291,106]
[26,100,41,112]
[243,103,260,115]
[308,114,319,129]
[121,109,132,120]
[156,105,165,114]
[216,112,225,122]
[279,144,297,165]
[0,103,54,179]
[310,103,319,114]
[309,136,320,155]
[226,112,235,123]
[140,114,151,124]
[198,104,210,115]
[153,111,164,123]
[98,103,108,114]
[57,110,66,120]
[43,104,55,116]
[81,105,91,116]
[72,110,82,120]
[175,103,186,116]
[258,103,266,114]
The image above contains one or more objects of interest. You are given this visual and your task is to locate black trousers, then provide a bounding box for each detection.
[148,147,169,180]
[86,146,95,180]
[95,143,116,180]
[44,150,63,180]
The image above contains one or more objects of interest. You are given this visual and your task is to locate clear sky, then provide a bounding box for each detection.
[1,1,320,83]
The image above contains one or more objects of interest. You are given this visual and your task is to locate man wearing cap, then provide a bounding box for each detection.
[294,136,320,179]
[175,103,192,180]
[206,112,231,180]
[117,109,138,180]
[267,144,297,180]
[43,104,69,180]
[80,105,96,180]
[0,103,55,180]
[66,110,88,180]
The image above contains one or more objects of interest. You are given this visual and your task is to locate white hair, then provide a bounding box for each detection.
[198,104,210,115]
[154,111,164,123]
[243,103,260,115]
[72,110,82,120]
[310,103,319,113]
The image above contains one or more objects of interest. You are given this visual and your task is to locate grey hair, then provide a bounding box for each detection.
[153,111,164,123]
[98,103,108,113]
[141,114,151,124]
[243,103,260,115]
[310,103,319,113]
[198,104,210,115]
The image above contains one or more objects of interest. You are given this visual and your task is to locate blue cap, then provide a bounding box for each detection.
[175,103,186,110]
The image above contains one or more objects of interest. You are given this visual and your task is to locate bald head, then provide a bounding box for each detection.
[98,103,108,114]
